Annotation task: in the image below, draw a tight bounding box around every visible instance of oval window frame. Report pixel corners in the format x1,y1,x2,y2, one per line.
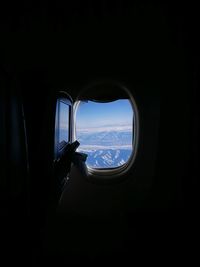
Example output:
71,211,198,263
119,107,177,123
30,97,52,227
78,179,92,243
73,81,139,180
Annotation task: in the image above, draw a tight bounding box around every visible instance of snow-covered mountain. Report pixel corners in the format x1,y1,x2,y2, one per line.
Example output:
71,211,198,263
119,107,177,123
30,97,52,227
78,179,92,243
77,130,133,168
80,148,132,168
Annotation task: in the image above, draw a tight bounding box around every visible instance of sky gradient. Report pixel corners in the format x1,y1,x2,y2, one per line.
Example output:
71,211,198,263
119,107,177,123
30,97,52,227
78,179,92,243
75,100,133,131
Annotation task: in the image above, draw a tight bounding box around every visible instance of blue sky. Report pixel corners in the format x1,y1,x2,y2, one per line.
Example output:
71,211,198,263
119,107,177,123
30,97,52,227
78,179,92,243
75,100,133,131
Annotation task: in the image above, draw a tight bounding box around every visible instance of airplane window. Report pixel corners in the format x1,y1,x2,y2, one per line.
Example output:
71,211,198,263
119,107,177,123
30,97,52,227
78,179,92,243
58,101,69,144
55,98,71,158
75,99,135,170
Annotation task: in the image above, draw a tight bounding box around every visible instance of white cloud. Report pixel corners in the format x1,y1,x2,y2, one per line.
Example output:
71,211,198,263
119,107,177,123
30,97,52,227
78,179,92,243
76,124,132,133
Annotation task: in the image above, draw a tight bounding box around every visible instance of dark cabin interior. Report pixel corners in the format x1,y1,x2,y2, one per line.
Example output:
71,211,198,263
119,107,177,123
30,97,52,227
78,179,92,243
0,2,199,266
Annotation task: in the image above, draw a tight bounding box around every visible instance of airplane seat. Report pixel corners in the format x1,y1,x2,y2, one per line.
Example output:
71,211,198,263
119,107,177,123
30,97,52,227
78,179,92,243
46,162,127,262
0,86,29,202
0,83,30,264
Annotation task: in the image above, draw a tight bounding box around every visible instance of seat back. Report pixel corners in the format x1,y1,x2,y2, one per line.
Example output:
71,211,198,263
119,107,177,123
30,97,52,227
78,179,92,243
0,73,30,264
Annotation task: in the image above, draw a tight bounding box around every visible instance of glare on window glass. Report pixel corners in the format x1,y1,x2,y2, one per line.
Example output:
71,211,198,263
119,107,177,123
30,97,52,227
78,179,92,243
59,101,69,143
75,100,133,169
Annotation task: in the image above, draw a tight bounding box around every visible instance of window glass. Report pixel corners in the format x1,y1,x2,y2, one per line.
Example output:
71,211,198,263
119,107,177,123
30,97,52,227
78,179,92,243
58,101,69,143
55,99,70,158
75,100,133,169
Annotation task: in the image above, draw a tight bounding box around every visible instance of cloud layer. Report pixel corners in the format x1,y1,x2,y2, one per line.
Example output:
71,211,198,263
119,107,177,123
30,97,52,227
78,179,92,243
76,124,132,133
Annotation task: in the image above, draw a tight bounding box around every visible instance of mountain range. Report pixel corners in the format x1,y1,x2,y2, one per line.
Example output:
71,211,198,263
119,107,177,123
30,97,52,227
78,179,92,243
77,130,133,168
